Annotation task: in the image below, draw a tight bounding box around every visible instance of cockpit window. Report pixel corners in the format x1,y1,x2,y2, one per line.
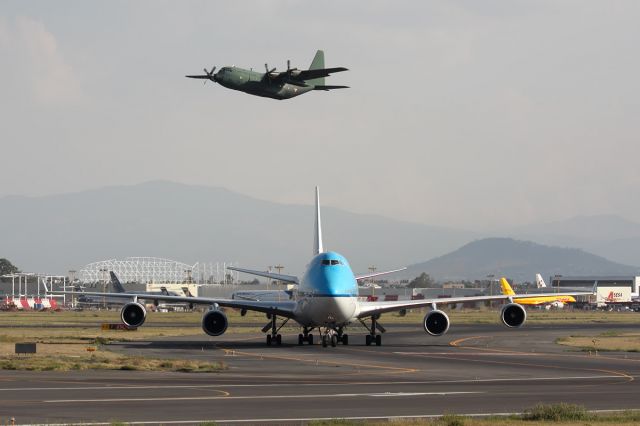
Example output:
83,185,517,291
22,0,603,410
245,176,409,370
331,260,341,265
322,260,331,265
321,259,343,266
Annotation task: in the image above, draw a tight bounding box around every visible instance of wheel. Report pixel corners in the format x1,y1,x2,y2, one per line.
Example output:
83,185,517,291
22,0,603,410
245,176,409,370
375,334,382,346
342,334,349,345
307,334,314,345
322,335,328,347
298,334,304,345
331,334,337,347
365,334,372,346
276,334,282,345
266,334,272,346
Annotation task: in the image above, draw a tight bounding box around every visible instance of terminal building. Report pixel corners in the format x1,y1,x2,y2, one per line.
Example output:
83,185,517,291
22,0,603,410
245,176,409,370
550,275,640,306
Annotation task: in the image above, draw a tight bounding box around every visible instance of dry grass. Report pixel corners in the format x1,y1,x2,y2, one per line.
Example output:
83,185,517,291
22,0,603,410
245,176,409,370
557,331,640,352
0,346,224,372
308,407,640,425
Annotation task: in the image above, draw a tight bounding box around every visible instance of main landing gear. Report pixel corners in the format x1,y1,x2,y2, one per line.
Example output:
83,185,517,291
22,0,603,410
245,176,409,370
263,313,288,346
360,315,385,346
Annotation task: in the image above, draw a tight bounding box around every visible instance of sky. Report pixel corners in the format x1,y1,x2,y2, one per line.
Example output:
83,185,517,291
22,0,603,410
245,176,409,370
1,1,639,230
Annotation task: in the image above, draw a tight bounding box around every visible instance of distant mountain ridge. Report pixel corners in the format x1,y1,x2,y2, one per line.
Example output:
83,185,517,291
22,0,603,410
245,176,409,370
0,181,474,275
507,214,640,266
396,237,639,282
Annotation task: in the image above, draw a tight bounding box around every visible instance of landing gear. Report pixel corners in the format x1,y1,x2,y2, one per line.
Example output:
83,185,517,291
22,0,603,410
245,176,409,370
362,315,383,346
264,313,287,346
298,334,304,345
322,334,329,347
307,334,314,345
330,334,338,347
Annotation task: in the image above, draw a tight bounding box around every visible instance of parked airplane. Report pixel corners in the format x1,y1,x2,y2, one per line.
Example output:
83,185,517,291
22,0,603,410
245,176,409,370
499,277,579,308
49,189,593,347
186,50,348,100
535,273,547,289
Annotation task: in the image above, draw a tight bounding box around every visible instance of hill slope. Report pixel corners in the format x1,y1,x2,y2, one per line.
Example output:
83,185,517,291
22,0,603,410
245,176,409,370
399,238,639,282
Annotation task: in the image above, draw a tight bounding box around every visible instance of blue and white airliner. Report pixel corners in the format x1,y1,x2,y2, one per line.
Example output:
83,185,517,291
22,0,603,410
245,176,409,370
52,188,592,347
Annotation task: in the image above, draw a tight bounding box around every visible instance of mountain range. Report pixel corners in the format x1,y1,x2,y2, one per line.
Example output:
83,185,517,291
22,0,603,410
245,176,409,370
397,238,639,282
1,181,638,280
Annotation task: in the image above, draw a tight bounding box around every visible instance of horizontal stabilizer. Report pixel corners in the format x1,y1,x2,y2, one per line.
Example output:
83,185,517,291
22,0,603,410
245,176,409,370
185,75,212,79
355,267,407,281
313,85,349,91
227,266,299,284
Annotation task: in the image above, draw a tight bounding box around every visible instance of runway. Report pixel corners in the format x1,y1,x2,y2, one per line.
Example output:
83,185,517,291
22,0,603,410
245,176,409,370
1,322,639,424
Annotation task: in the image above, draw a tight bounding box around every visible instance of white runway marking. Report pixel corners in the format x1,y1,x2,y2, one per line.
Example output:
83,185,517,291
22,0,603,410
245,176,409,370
31,409,640,426
45,391,482,403
0,374,629,394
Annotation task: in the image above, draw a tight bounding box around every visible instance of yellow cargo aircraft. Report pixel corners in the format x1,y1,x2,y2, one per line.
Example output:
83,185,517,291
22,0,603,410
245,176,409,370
500,277,576,308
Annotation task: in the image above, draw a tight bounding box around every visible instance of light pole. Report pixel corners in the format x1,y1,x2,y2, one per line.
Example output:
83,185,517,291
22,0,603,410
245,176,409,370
487,274,495,297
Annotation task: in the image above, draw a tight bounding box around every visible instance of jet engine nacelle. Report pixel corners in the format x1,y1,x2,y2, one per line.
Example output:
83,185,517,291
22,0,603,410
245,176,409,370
202,309,228,337
120,302,147,327
423,309,450,336
501,303,526,328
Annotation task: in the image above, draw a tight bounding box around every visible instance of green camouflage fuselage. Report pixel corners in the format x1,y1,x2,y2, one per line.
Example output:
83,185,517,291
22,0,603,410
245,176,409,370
216,67,314,100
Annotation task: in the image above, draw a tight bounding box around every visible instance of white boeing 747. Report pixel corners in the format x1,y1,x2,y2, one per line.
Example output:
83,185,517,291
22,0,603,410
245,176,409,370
50,188,591,347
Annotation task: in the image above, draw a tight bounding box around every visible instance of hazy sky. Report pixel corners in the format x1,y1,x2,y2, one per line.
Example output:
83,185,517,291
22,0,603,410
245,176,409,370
2,1,639,230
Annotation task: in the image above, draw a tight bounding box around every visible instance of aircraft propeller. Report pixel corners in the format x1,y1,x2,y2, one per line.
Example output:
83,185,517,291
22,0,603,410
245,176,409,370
264,63,277,80
203,66,216,85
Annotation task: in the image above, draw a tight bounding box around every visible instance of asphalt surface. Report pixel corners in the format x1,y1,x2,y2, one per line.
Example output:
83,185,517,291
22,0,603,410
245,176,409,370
1,321,640,425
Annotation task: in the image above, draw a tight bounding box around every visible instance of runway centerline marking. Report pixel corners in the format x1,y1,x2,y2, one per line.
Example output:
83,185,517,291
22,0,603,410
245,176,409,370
44,391,483,403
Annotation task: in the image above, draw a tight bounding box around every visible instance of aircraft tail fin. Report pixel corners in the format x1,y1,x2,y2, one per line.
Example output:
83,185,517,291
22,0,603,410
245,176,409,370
110,271,126,293
314,186,324,255
535,273,547,288
307,50,325,86
500,277,516,296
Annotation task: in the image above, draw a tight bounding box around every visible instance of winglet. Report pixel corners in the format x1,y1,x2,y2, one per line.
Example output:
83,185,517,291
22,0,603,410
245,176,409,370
500,277,516,296
313,186,324,255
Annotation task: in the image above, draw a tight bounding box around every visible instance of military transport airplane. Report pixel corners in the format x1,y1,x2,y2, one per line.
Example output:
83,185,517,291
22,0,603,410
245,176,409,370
49,189,593,348
186,50,348,100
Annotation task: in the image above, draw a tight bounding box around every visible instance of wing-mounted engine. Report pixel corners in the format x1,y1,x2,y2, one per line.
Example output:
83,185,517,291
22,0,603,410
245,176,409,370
501,303,526,328
121,302,147,327
423,309,450,336
202,309,228,337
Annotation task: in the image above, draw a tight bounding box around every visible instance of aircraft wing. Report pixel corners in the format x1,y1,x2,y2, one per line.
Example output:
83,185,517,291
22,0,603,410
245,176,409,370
355,267,407,281
49,291,297,317
357,291,594,318
227,266,299,284
298,67,348,80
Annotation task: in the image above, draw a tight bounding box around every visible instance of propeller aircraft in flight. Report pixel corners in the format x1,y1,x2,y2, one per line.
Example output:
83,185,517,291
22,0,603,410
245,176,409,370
50,189,593,348
186,50,348,100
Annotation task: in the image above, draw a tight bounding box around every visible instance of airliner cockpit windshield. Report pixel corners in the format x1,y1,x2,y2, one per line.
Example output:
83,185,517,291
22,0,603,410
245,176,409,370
321,259,343,266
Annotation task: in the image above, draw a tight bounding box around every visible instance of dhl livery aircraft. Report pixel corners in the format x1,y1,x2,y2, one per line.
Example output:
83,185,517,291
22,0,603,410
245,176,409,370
500,277,578,308
50,189,592,347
